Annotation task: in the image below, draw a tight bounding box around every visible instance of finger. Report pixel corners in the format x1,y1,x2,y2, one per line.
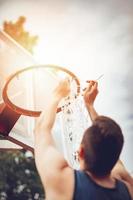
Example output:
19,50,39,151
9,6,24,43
87,82,98,93
93,82,99,94
60,77,70,85
84,84,92,93
62,76,70,82
93,82,98,89
85,81,96,93
86,80,98,85
86,80,95,84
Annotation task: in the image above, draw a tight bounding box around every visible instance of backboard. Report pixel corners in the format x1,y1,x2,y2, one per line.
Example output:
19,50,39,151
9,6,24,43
0,31,76,162
0,30,87,168
0,30,37,151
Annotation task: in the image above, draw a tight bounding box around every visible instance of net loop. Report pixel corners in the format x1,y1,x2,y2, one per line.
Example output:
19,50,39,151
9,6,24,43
60,94,90,168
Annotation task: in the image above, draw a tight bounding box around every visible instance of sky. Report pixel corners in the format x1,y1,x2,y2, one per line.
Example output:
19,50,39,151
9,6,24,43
0,0,133,171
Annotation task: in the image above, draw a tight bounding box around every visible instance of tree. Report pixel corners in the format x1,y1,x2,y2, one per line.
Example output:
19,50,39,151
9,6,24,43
0,150,44,200
3,16,38,54
0,16,44,199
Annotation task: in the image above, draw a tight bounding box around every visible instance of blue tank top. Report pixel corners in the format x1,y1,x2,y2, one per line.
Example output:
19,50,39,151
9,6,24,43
73,170,132,200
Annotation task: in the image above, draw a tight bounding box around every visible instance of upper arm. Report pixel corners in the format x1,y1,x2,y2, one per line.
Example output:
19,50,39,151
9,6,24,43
34,129,70,185
35,143,74,198
35,144,69,175
112,161,133,183
112,161,133,199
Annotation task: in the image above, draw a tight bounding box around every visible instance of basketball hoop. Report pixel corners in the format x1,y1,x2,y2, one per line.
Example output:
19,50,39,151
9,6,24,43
2,64,90,168
2,64,80,117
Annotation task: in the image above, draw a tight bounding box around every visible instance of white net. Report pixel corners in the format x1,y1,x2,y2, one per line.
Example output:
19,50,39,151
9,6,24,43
60,94,91,169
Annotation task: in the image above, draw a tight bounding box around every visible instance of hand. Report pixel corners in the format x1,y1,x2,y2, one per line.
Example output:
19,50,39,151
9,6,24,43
53,78,70,100
83,80,98,107
111,160,130,181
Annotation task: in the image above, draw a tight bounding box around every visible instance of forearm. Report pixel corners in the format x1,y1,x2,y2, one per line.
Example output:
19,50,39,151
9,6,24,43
112,160,133,186
34,96,61,157
35,96,61,132
85,104,99,122
119,161,133,185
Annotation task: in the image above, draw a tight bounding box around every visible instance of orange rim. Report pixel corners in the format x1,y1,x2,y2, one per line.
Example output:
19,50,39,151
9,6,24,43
2,64,80,117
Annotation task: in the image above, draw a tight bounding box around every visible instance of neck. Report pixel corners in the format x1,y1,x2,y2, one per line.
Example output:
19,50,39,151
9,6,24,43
85,171,116,188
79,160,116,188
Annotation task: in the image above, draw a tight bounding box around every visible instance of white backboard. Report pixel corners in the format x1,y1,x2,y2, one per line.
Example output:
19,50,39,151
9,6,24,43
0,31,71,164
0,30,37,151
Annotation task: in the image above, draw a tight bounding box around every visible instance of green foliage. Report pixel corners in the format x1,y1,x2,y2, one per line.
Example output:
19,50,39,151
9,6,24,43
0,150,44,200
0,16,44,199
3,16,38,54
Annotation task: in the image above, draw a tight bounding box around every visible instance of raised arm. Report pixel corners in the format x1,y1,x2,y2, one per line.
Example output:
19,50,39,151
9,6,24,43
34,78,72,188
83,80,99,121
84,80,133,198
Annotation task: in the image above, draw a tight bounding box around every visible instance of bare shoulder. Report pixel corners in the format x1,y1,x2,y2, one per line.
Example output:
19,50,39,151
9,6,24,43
45,165,75,200
35,146,75,200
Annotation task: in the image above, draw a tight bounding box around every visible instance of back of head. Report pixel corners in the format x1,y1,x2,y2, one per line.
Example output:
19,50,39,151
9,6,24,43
81,116,124,177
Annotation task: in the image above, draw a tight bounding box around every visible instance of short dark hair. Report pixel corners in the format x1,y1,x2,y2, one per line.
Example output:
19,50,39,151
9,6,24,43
81,116,124,177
